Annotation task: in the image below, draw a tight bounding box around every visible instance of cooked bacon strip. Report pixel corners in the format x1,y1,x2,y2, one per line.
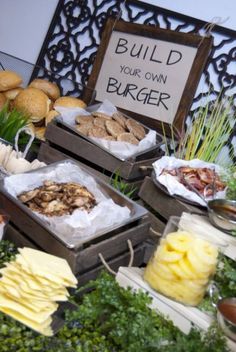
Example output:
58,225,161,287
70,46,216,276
161,166,225,196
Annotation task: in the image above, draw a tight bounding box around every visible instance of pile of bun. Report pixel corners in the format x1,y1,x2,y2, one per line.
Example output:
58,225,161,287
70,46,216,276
0,70,87,140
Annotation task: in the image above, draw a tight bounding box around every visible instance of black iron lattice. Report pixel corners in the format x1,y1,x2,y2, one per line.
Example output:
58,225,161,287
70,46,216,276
34,0,236,156
35,0,236,99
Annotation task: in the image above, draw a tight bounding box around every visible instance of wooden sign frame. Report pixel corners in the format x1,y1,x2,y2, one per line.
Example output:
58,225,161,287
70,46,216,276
83,17,213,137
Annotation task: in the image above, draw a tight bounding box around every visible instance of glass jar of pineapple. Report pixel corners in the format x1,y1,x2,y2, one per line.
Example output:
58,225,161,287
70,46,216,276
144,227,219,306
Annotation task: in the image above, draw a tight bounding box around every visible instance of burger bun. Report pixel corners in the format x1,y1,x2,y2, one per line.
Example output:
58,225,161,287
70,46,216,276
0,70,22,91
29,79,60,101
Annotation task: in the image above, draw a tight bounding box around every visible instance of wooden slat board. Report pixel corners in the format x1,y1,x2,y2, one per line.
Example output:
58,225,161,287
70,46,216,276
38,142,110,183
45,121,161,181
3,223,155,288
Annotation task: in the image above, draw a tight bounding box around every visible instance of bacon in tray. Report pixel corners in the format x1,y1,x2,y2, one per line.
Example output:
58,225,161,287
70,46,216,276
161,167,225,196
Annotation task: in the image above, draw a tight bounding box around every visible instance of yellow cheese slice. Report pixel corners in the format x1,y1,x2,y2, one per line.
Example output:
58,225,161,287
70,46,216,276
19,247,77,285
0,247,77,336
0,282,21,299
0,293,53,324
2,262,66,291
0,274,51,300
3,292,57,314
0,306,53,336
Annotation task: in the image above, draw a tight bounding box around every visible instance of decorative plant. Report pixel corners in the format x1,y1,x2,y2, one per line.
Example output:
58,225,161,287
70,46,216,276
221,165,236,200
0,242,229,351
0,103,29,144
162,91,235,166
110,169,137,199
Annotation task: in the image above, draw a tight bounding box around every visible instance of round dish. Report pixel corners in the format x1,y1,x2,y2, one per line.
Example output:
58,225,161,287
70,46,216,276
151,171,204,208
207,199,236,233
217,297,236,342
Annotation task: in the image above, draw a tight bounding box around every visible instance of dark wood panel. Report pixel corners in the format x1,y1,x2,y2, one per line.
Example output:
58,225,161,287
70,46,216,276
139,176,204,220
45,121,160,180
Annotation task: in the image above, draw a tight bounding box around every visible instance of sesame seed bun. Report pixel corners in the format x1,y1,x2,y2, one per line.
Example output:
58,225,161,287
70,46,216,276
29,79,60,101
13,87,51,123
0,70,22,91
54,96,86,109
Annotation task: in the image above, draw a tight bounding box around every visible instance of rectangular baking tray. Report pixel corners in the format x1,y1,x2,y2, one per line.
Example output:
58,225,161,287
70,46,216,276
55,109,163,162
0,159,148,249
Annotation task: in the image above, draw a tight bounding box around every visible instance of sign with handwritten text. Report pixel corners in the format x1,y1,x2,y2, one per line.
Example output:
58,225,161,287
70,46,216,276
95,31,197,124
85,19,212,134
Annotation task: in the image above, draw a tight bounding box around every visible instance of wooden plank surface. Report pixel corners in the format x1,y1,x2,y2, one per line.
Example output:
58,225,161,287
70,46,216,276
77,241,149,287
3,224,37,249
76,217,150,273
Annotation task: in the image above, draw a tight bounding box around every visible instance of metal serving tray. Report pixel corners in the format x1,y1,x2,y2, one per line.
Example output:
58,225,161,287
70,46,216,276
0,160,148,249
56,111,163,163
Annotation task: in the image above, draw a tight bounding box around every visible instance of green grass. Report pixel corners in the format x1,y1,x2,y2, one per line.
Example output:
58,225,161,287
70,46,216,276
0,103,29,144
110,169,137,199
162,91,235,167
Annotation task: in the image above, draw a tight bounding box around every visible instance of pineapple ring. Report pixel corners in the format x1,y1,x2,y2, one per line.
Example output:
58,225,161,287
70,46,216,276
166,231,192,253
178,258,198,280
152,261,177,280
192,238,218,266
181,279,206,294
168,262,192,280
155,244,184,263
187,249,213,275
144,265,173,293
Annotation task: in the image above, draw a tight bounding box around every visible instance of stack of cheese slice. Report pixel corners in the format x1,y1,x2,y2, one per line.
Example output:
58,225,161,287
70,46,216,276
0,247,77,336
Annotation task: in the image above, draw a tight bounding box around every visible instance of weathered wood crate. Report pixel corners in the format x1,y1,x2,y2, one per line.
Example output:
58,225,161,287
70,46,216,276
0,160,151,274
44,120,163,194
3,223,155,287
38,142,110,183
138,176,205,231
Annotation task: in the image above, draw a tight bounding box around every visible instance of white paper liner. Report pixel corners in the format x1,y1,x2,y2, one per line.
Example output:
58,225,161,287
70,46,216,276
153,156,225,206
56,99,157,161
4,162,131,246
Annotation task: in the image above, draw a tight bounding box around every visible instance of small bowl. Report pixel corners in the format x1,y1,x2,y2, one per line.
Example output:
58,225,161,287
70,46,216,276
207,199,236,233
217,297,236,341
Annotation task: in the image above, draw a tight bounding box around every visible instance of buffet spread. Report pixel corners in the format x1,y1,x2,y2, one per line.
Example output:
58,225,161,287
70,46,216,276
0,45,236,352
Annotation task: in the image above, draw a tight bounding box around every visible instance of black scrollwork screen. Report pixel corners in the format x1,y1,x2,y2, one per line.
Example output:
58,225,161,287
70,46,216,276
35,0,236,152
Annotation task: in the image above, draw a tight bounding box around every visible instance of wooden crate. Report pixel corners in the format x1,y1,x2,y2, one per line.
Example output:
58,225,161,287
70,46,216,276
138,176,205,228
0,187,151,274
45,120,163,182
38,142,143,198
3,223,155,287
38,142,110,183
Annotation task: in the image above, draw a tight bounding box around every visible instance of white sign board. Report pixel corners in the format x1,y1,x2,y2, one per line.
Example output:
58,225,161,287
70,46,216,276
86,19,212,135
95,31,197,124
